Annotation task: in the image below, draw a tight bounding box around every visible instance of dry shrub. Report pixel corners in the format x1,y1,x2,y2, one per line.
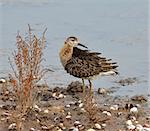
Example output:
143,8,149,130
84,94,99,123
8,25,50,130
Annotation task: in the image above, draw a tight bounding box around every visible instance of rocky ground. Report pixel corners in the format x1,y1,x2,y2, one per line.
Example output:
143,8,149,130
0,80,149,131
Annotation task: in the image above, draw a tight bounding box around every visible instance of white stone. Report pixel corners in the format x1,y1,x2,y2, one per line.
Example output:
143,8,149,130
126,120,133,126
98,88,107,94
87,129,96,131
74,121,81,125
95,123,102,129
136,124,143,130
43,109,49,114
34,104,41,112
41,126,48,130
67,112,71,115
8,123,16,130
78,100,82,104
79,103,84,108
110,105,119,110
52,92,57,97
72,127,79,131
66,115,71,119
143,127,150,131
30,128,35,131
102,111,112,116
66,104,71,108
101,123,107,127
0,78,6,83
80,108,86,112
69,127,79,131
130,107,138,113
58,94,64,98
127,125,136,130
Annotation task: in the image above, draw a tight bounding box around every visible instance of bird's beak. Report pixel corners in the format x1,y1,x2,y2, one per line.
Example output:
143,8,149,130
78,43,88,48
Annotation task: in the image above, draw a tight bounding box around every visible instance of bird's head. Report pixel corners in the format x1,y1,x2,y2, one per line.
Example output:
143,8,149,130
64,36,87,48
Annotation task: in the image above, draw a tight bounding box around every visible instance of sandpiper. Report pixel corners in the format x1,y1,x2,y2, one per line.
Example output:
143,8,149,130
59,36,118,93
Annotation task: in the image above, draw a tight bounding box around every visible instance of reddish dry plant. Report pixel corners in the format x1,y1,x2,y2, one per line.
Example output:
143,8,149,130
8,25,49,122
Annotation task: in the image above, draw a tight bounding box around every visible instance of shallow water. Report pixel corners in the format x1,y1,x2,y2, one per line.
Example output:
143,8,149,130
0,0,148,97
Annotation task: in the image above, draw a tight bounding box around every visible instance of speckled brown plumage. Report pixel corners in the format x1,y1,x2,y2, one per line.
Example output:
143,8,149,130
65,47,118,79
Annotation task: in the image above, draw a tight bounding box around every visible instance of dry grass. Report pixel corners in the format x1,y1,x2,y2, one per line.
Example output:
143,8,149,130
8,25,50,130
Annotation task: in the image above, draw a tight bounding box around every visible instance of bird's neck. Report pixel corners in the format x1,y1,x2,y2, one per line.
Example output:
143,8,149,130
59,44,73,67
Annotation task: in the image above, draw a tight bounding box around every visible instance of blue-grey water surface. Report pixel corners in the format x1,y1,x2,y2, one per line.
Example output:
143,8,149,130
0,0,149,97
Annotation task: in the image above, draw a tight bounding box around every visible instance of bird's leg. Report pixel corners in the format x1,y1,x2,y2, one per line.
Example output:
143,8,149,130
88,79,94,96
82,78,85,94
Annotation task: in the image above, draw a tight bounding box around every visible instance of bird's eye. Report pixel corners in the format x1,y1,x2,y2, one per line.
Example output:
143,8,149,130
71,39,75,41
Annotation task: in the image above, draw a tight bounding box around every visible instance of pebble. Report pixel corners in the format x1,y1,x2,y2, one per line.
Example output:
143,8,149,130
41,126,48,130
110,105,119,110
43,109,49,114
127,125,136,130
102,111,112,116
69,127,79,131
95,123,102,129
66,115,71,119
143,127,150,131
0,78,6,83
58,94,65,98
79,103,84,108
34,104,41,112
98,88,107,95
101,123,107,127
30,128,35,131
80,108,86,113
126,120,133,126
74,121,81,126
130,107,138,113
87,129,96,131
66,104,71,108
130,116,136,121
136,124,143,130
8,123,16,130
78,100,82,104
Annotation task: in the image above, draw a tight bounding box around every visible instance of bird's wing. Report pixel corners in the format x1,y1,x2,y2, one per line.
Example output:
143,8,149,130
64,47,118,78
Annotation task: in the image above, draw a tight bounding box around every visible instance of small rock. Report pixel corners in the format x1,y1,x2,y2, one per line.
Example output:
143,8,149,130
78,100,82,104
34,104,41,112
126,120,133,126
67,81,83,93
66,104,71,108
59,94,65,98
130,116,136,121
43,109,49,114
79,103,84,108
136,124,143,130
95,123,102,129
87,129,96,131
67,112,71,115
130,107,138,113
127,125,136,130
30,127,35,131
69,127,79,131
98,88,107,95
110,105,119,110
8,123,16,130
0,78,6,83
80,108,86,113
143,127,150,131
74,121,81,126
101,123,107,127
102,111,112,116
131,95,148,103
144,124,150,128
41,126,48,130
66,115,71,119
